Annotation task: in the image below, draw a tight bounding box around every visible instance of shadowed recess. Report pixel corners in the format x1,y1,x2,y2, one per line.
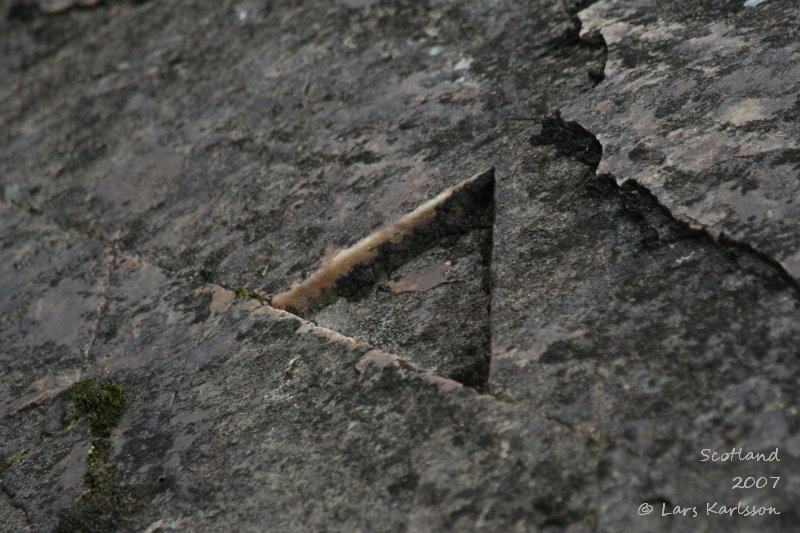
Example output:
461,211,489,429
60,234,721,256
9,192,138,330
271,168,495,313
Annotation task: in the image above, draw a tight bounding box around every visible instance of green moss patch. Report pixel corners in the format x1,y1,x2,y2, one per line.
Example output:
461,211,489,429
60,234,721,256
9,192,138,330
0,450,27,477
68,377,126,438
233,284,265,302
54,377,145,532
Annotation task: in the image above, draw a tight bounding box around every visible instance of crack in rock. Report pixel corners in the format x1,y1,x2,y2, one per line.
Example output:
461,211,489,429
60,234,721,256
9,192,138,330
533,112,800,296
561,0,800,283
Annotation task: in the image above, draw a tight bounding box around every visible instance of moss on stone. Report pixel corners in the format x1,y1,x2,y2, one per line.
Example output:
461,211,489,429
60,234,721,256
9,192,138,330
233,284,264,302
54,463,145,533
54,376,145,532
0,450,26,477
67,377,126,438
494,393,522,405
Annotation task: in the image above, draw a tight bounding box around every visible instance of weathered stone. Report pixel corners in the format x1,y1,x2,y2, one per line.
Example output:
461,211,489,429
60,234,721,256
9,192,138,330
2,0,799,531
491,118,800,530
562,0,800,280
312,228,491,386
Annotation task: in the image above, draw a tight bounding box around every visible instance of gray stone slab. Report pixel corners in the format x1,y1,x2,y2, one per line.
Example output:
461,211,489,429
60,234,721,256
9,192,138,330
562,0,800,279
2,0,799,531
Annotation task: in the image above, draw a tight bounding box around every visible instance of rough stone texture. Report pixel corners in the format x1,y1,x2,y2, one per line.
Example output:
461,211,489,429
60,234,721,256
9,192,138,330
0,0,600,295
1,206,595,531
1,0,799,531
562,0,800,279
312,229,492,386
491,122,800,531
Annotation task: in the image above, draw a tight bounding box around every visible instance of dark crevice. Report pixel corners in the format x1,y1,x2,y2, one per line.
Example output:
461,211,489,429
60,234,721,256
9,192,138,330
578,5,607,86
267,171,496,394
531,111,602,167
552,8,799,295
270,170,494,311
472,190,495,394
7,0,39,22
447,353,490,393
563,0,602,13
353,173,493,394
553,0,608,86
324,170,495,308
532,113,800,297
445,194,494,393
608,175,800,296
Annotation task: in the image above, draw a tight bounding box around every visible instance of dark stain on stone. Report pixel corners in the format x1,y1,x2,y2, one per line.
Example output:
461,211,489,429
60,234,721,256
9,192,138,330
772,148,800,171
627,143,666,165
7,1,39,22
531,112,602,167
190,291,213,324
386,471,419,496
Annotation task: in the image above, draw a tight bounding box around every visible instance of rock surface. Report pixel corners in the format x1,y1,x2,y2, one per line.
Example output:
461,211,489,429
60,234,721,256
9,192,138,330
1,0,799,531
562,0,800,278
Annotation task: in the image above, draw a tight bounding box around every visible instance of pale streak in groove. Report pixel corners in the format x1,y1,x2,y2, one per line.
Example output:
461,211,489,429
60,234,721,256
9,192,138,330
271,168,493,310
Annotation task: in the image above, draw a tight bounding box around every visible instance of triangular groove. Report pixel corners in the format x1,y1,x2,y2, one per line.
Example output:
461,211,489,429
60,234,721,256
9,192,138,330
270,169,495,391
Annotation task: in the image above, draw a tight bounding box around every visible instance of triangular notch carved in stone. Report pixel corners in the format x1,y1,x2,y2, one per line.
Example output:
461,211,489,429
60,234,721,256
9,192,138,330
270,168,495,391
